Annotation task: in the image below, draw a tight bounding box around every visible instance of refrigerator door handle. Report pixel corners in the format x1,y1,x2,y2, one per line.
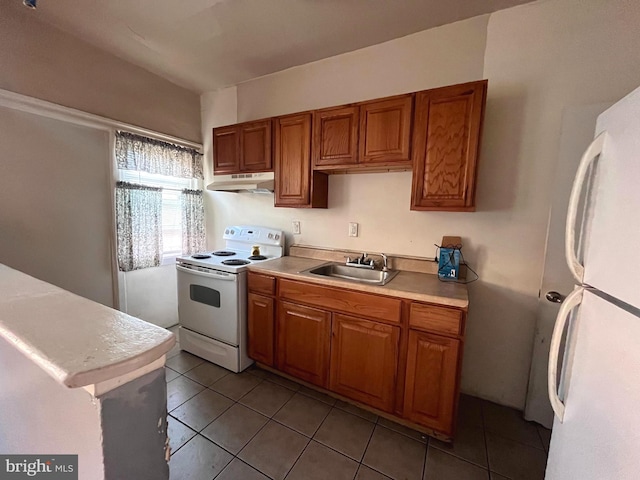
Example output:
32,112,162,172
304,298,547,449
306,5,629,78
548,286,584,422
565,132,607,283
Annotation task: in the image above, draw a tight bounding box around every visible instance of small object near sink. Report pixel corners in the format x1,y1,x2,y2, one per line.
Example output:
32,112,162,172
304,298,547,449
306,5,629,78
303,262,399,286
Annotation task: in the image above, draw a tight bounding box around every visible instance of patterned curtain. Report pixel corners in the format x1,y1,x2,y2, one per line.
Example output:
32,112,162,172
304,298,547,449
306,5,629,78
115,131,203,180
115,182,163,272
181,189,205,255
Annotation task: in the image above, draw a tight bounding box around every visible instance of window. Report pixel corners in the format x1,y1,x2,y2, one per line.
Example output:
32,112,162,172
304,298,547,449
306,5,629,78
115,132,204,272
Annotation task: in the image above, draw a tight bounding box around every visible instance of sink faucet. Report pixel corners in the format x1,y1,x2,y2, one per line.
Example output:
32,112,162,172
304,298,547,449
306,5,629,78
345,252,375,269
380,253,389,272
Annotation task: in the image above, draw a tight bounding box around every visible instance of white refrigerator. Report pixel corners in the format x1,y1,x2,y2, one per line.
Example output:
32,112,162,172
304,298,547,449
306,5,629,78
545,85,640,479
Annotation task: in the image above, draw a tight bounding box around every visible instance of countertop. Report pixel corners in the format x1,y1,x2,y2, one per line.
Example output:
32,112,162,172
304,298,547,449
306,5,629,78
248,256,469,309
0,264,175,388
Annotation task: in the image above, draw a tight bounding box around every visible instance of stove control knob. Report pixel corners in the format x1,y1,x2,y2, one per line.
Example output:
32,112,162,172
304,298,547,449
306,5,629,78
275,234,280,240
225,229,229,234
230,229,235,235
268,233,273,239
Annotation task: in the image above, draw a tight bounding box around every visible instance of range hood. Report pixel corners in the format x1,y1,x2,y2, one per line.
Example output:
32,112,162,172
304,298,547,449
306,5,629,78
207,172,274,193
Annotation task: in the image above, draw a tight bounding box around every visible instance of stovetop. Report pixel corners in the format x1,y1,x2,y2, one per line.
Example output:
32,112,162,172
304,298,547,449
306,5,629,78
176,225,284,274
177,250,278,273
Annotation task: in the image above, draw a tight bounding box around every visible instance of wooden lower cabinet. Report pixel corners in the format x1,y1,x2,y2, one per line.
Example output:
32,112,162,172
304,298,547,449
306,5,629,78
247,293,275,367
329,314,400,412
246,274,466,439
403,330,460,433
277,301,331,387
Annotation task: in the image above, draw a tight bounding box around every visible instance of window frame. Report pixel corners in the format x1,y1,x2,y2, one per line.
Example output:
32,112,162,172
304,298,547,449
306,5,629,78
117,169,204,264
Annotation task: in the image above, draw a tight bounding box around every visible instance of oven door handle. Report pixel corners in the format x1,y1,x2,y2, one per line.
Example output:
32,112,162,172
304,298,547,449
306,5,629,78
176,264,236,281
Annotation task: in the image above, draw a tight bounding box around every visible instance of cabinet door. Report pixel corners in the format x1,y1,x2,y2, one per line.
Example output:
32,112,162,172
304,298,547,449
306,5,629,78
404,330,460,434
411,80,487,211
247,293,275,366
213,125,240,173
240,120,272,172
313,106,359,167
329,314,399,412
359,95,413,166
277,301,331,387
274,113,328,208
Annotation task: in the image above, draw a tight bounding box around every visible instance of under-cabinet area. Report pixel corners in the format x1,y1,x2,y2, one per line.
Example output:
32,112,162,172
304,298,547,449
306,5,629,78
245,256,468,441
211,79,487,211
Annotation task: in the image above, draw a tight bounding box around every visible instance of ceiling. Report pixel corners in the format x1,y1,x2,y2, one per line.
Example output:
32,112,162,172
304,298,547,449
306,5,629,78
23,0,533,93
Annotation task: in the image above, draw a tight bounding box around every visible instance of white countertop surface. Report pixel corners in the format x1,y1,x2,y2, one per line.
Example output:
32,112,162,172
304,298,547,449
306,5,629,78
0,264,175,388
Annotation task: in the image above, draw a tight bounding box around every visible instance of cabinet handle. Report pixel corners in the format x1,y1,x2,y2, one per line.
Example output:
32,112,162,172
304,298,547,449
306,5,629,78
288,311,320,321
565,132,606,283
176,264,235,281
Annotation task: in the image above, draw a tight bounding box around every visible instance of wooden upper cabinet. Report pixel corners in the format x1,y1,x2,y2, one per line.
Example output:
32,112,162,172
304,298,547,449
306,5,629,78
274,113,310,206
359,95,413,166
312,106,359,167
404,330,460,434
274,113,328,208
212,125,240,173
277,301,331,387
213,119,272,174
411,80,487,211
240,120,272,172
330,314,400,412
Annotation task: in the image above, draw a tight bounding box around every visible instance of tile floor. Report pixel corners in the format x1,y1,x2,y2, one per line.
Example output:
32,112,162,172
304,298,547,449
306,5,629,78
165,328,550,480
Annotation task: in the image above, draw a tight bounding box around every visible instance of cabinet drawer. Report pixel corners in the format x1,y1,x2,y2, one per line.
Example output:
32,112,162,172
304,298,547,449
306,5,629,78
279,279,401,324
248,272,276,296
410,303,462,336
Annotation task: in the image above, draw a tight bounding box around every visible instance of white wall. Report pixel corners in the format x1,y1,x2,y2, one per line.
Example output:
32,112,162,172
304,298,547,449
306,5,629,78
119,265,179,328
0,107,114,307
0,337,105,479
0,337,169,479
202,0,640,409
0,2,205,322
465,0,640,408
235,15,489,120
0,1,201,142
201,86,238,248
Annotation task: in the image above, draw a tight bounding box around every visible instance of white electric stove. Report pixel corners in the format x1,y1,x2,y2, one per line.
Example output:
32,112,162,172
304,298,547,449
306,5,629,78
176,225,284,372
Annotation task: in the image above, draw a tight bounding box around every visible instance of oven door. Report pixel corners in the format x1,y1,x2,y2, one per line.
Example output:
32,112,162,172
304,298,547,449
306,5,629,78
176,264,242,346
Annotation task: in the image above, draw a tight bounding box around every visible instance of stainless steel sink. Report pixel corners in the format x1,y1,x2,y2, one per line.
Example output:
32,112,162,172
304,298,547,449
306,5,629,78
302,262,399,286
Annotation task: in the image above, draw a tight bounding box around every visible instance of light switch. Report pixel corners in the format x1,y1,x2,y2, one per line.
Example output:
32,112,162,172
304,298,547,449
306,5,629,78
292,220,301,235
348,222,358,237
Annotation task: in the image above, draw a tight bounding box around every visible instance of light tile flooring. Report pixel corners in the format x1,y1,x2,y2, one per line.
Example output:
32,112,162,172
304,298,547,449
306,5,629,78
165,329,550,480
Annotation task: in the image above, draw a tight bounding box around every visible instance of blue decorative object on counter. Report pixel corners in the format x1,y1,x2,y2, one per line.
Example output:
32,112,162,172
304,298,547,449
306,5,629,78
438,247,460,279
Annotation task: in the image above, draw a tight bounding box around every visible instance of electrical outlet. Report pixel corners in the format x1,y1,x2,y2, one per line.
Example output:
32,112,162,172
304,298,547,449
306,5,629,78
348,222,358,237
292,220,301,235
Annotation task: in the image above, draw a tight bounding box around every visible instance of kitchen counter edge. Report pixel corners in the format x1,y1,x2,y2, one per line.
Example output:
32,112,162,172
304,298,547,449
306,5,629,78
248,256,469,309
0,264,175,390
